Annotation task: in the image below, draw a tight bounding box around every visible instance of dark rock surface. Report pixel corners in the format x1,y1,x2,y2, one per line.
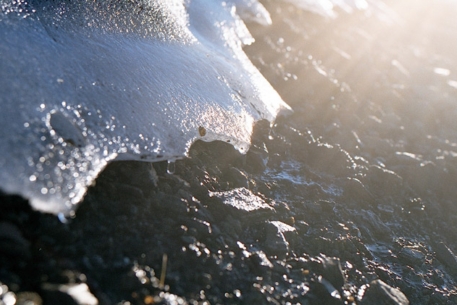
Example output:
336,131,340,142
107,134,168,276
360,280,409,305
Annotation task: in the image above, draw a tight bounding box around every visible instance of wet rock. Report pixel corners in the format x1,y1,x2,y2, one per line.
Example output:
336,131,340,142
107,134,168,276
361,280,409,305
304,143,355,177
343,177,375,206
188,140,244,170
295,220,310,234
248,250,274,270
377,204,395,217
402,198,426,215
110,183,146,206
317,254,345,290
0,222,31,260
288,257,309,270
433,242,457,274
397,247,426,267
428,291,448,305
366,165,403,197
246,141,269,173
390,152,423,166
309,276,343,305
403,161,440,195
154,193,188,215
303,201,324,215
220,215,242,239
226,167,249,188
359,210,392,241
97,161,158,197
209,188,275,219
262,221,296,258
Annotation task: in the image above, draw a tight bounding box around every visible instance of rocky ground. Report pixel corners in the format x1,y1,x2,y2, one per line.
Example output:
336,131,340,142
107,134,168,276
1,115,457,304
2,0,457,304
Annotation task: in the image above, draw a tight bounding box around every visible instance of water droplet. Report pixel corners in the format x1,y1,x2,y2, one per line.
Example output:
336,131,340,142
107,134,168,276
167,160,176,174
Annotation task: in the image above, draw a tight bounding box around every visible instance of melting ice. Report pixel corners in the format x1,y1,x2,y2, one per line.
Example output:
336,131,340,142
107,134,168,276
0,0,291,215
0,0,392,215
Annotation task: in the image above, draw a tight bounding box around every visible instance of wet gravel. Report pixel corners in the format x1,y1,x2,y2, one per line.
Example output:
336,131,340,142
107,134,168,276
1,118,457,304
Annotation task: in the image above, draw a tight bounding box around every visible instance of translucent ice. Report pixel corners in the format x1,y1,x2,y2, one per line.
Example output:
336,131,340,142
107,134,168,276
0,0,291,215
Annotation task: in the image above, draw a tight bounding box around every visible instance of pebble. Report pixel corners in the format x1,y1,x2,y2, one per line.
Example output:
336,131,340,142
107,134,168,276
227,167,249,188
246,142,269,173
317,254,345,290
360,280,409,305
262,221,296,258
433,242,457,274
397,246,426,267
209,187,275,219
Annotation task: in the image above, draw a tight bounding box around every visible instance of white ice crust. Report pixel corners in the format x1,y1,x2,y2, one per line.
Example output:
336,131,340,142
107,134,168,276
0,0,291,215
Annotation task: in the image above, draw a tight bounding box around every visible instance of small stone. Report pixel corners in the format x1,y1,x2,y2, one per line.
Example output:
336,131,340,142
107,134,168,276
361,280,409,305
209,188,275,221
198,126,206,137
397,246,426,267
433,242,457,274
310,277,343,305
227,167,249,188
246,142,269,173
248,250,274,269
318,276,342,300
262,221,296,258
318,254,345,290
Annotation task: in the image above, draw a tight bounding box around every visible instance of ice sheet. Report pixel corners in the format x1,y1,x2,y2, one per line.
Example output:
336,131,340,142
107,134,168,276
0,0,291,215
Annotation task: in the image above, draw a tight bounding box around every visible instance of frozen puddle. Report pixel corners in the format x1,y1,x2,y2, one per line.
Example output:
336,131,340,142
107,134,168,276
0,0,291,215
